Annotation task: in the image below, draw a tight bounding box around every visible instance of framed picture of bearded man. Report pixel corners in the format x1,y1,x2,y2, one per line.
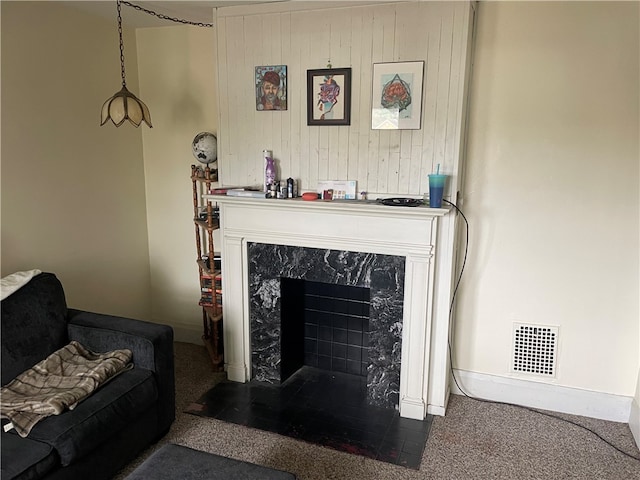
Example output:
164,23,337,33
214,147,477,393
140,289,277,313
255,65,287,111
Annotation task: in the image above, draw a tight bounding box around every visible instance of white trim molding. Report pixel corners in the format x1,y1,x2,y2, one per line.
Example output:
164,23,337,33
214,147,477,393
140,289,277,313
451,369,633,423
630,368,640,449
631,398,640,449
207,195,453,420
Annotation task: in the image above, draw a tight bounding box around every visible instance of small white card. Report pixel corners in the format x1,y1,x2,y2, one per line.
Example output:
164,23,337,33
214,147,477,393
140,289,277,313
317,180,357,200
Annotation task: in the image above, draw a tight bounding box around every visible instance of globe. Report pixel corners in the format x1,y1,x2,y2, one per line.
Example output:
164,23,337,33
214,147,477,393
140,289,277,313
192,132,217,165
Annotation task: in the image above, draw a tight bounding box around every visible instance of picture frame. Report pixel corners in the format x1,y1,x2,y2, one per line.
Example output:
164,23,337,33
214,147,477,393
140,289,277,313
307,68,352,126
255,65,287,111
371,61,424,130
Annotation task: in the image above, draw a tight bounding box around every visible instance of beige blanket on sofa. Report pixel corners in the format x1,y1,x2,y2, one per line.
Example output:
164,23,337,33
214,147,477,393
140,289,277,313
0,269,42,300
0,341,132,437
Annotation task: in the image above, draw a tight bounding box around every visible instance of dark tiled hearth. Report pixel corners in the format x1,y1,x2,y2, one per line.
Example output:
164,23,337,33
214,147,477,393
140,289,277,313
186,367,432,469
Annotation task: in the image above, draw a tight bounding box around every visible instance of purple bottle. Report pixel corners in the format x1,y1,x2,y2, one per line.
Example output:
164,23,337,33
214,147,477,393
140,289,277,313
265,156,275,191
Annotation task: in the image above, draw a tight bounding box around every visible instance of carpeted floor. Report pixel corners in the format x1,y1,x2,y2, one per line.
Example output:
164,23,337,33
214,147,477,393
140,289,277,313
115,342,640,479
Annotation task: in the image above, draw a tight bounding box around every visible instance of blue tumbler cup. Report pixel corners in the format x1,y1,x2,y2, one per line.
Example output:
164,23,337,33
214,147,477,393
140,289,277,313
428,174,447,208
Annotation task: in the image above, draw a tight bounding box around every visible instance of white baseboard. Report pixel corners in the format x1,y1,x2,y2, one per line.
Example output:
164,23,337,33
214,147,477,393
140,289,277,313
171,321,203,345
427,385,451,417
630,398,640,449
400,397,427,420
451,369,633,423
427,404,447,416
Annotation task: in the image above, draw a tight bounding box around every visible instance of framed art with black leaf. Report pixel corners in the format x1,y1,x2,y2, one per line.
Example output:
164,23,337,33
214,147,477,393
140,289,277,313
371,61,424,130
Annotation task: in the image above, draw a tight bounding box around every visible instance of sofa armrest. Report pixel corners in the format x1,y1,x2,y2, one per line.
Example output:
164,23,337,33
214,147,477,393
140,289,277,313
67,309,175,432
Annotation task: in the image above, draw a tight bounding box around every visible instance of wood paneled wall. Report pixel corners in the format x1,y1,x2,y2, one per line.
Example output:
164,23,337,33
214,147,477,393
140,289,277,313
215,1,474,197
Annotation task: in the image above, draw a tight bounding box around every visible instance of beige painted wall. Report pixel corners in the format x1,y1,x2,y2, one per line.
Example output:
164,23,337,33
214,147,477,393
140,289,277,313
2,1,637,403
1,2,151,319
458,1,639,396
136,25,218,342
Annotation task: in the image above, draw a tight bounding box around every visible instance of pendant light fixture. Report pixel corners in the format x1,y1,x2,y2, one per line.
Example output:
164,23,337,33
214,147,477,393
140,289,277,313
101,0,152,128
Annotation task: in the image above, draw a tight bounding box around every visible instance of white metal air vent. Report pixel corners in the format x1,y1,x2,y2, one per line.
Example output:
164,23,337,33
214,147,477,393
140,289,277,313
512,323,558,377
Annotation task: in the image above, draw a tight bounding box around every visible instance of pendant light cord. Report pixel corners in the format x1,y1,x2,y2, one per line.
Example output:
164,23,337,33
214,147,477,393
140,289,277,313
121,1,214,28
117,0,126,87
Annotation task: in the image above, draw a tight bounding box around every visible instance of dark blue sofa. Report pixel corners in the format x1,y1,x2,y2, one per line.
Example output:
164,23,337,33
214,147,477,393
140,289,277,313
1,272,175,480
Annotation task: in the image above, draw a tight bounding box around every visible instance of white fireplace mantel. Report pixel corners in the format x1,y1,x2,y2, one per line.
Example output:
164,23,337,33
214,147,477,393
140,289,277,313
204,194,455,420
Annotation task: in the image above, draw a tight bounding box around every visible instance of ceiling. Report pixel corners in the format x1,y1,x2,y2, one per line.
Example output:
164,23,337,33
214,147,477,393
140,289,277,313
59,1,282,28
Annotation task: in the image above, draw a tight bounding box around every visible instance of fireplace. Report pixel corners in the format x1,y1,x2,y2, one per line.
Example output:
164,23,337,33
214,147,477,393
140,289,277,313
207,195,453,420
248,243,404,409
291,279,370,378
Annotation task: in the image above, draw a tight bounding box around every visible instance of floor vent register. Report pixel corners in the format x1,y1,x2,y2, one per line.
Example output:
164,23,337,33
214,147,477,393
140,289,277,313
512,323,558,377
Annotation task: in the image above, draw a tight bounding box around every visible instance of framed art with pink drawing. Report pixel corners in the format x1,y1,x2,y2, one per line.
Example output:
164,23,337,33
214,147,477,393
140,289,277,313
306,68,352,126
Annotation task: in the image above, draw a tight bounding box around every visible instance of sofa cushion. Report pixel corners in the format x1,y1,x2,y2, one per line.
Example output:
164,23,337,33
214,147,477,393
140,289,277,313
0,431,59,480
1,272,68,386
25,367,158,466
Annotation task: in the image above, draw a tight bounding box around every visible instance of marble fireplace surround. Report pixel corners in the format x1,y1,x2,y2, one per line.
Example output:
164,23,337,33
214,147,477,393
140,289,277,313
248,242,405,410
206,195,452,420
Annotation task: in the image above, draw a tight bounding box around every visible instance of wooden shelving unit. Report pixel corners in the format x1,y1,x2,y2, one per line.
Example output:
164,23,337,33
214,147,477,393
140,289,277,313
191,164,223,371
